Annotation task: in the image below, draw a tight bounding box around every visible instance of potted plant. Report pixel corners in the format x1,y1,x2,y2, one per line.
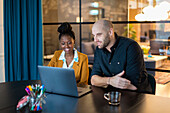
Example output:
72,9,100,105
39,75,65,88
122,24,136,41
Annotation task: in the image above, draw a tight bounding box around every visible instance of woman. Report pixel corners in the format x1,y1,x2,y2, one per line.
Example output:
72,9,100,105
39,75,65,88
48,22,89,86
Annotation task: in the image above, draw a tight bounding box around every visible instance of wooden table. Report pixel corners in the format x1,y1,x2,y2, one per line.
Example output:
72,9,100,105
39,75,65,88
144,55,167,68
144,55,168,75
0,80,170,113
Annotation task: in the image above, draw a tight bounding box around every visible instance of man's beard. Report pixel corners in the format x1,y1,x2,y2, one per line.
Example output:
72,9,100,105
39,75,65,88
101,33,110,48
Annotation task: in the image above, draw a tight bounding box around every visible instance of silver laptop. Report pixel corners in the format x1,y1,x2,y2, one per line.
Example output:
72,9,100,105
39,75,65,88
38,66,92,97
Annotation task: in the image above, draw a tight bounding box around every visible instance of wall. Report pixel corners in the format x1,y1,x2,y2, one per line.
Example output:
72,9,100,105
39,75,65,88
0,0,5,82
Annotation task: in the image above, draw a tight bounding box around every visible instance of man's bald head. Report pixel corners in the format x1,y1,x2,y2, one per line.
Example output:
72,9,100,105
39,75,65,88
93,20,113,32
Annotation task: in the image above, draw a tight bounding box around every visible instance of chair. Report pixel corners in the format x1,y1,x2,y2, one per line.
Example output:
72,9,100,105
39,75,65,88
82,42,97,64
148,73,156,94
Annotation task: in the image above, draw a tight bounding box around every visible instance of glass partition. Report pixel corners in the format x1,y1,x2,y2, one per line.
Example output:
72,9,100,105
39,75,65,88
43,0,79,23
43,0,170,74
81,0,128,22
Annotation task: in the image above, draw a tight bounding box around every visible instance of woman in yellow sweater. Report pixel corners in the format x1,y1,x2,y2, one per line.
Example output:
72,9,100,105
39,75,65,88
48,22,89,86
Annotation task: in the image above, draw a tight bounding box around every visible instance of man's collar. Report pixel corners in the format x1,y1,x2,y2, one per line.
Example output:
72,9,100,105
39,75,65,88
110,32,120,51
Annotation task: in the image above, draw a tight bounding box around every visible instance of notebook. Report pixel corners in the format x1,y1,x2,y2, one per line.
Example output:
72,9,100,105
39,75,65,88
38,66,92,98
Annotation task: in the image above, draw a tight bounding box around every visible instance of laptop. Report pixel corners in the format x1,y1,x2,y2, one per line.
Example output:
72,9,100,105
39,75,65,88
38,66,92,98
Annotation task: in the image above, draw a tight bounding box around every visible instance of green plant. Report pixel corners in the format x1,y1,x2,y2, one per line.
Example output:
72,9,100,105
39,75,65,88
122,24,136,40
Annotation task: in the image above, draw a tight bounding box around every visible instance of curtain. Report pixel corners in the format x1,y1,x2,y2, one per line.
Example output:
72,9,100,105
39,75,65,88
3,0,43,81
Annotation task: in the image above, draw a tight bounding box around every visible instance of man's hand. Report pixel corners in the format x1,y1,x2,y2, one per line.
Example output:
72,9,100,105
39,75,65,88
109,71,137,90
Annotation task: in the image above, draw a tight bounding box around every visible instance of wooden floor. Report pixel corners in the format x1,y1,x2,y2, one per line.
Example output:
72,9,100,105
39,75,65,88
156,82,170,98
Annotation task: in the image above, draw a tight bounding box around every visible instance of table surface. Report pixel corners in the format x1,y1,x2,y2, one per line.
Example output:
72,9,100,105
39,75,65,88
1,80,170,113
144,55,167,62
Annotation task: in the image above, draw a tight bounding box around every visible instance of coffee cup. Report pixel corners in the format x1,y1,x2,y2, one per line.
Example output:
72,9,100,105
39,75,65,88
104,91,121,105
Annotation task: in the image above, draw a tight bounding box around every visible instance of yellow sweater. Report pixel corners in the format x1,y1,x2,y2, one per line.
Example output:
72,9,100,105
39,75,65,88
48,50,89,86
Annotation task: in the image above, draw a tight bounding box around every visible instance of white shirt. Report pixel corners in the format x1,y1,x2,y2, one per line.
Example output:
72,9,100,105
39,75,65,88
59,48,79,69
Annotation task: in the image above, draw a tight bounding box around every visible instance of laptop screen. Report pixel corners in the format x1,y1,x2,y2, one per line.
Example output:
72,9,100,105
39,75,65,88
38,66,79,97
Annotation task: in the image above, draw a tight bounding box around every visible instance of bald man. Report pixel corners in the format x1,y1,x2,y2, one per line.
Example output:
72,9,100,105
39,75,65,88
91,20,152,93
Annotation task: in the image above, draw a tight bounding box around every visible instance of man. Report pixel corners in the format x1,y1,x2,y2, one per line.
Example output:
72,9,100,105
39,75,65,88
91,20,152,93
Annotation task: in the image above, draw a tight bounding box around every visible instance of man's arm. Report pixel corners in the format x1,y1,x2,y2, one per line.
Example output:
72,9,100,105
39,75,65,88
125,41,151,92
91,71,137,90
91,75,109,87
90,48,105,86
125,42,143,86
